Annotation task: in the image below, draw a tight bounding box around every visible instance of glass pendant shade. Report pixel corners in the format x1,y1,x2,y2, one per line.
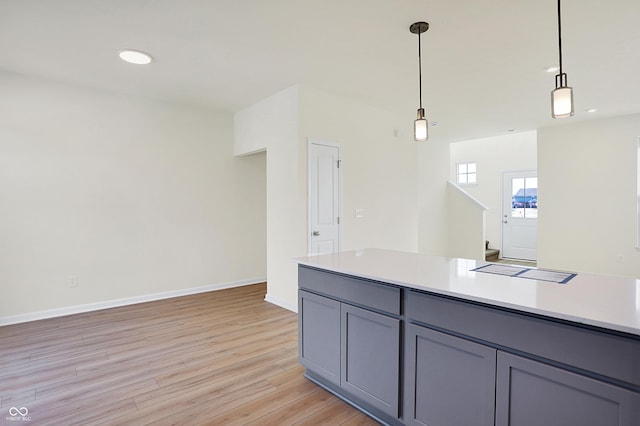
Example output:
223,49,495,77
551,86,574,118
414,108,428,141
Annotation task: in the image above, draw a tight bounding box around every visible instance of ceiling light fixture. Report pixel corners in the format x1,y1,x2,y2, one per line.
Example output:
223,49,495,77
551,0,574,118
410,21,429,141
118,49,153,65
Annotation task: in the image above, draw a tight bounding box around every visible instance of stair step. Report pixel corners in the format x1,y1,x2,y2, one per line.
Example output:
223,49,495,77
485,248,500,261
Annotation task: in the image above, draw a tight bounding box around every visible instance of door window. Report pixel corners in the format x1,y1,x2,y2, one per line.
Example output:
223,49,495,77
511,177,538,219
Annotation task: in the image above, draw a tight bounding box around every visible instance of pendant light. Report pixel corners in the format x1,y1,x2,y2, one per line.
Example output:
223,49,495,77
551,0,574,118
410,21,429,141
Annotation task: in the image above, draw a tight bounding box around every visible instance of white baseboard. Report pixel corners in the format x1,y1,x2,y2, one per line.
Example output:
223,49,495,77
264,292,298,313
0,277,267,326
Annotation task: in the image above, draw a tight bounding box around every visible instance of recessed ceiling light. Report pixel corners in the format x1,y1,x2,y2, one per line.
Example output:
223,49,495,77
585,108,598,113
431,121,439,127
544,65,559,73
504,129,515,133
118,49,153,65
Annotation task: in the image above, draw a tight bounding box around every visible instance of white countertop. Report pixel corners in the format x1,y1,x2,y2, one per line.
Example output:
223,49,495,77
295,249,640,337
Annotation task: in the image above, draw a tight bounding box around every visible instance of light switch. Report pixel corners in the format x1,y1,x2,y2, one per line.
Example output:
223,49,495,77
355,208,365,218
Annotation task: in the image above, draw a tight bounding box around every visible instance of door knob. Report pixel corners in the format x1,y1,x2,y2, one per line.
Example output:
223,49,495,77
503,220,508,224
312,231,320,236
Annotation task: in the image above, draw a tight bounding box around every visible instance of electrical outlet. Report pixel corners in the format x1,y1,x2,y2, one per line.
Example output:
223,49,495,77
70,276,79,288
615,255,623,264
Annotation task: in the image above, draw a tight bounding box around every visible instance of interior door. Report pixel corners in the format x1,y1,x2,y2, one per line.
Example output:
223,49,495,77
502,171,537,261
308,141,341,255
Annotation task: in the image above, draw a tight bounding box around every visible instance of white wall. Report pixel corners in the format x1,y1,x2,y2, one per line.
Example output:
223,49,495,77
417,141,450,256
299,87,419,253
447,181,487,260
234,86,302,311
538,114,640,278
449,131,537,251
0,72,267,320
234,85,299,156
235,85,420,312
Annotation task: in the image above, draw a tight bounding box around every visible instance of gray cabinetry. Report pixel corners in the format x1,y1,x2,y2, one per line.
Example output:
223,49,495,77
342,303,400,418
298,290,340,386
404,324,496,426
298,265,400,315
407,290,640,387
496,351,640,426
298,265,640,426
298,266,402,424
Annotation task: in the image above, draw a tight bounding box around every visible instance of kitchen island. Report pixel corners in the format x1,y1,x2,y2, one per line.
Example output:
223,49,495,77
295,249,640,426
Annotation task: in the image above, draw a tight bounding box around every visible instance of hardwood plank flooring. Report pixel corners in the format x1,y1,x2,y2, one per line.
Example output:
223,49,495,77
0,283,379,425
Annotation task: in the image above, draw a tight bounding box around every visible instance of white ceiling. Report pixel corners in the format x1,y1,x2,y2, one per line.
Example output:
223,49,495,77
1,0,639,142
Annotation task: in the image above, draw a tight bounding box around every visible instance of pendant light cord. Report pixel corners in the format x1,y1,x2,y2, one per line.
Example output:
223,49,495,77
557,0,563,76
418,31,423,109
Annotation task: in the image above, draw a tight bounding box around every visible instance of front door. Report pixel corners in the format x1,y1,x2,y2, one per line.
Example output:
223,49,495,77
502,171,537,261
308,141,341,255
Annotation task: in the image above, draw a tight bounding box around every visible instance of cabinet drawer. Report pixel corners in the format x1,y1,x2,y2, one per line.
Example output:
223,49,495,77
299,266,400,316
407,290,640,388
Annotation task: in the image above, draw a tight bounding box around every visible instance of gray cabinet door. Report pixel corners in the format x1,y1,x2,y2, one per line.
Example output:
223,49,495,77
496,351,640,426
404,324,497,426
298,290,341,386
341,303,400,418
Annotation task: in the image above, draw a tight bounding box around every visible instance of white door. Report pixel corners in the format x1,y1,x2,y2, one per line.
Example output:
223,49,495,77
308,141,341,255
502,171,537,261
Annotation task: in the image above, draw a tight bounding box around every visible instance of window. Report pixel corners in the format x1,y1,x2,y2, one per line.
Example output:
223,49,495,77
457,162,477,184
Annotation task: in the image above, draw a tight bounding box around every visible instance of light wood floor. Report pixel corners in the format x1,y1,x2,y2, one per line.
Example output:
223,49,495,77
0,283,379,425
